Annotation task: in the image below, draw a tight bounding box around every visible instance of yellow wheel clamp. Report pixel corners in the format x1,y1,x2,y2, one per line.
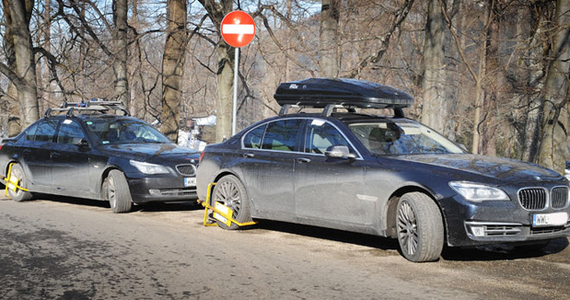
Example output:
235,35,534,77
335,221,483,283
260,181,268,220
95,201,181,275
197,182,257,228
3,163,29,198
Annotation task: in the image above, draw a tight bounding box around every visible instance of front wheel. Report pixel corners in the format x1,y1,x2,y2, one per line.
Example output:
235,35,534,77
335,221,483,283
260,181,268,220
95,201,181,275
6,163,33,202
104,170,133,213
396,192,444,262
211,175,252,230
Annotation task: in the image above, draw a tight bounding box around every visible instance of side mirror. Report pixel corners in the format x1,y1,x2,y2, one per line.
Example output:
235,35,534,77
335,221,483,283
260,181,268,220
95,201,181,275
74,138,90,149
325,145,356,159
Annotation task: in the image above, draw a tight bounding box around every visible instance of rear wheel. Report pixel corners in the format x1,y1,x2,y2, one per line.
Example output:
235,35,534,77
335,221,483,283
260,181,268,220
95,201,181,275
396,192,444,262
211,175,252,230
6,163,33,202
105,170,132,213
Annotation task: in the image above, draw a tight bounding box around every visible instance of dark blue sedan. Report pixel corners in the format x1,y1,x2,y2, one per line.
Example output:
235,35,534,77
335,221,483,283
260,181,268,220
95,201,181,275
0,101,200,213
197,78,570,262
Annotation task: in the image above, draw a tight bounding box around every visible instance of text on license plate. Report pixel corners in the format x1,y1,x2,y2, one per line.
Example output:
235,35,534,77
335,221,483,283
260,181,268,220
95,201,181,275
532,212,568,227
184,178,197,187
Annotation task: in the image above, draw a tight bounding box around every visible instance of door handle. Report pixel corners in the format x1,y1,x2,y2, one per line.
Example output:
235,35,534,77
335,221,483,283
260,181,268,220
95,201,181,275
243,153,254,158
297,157,311,163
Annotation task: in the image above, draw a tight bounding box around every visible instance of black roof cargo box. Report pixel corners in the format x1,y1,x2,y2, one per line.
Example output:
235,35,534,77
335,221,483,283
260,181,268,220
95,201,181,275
274,78,414,109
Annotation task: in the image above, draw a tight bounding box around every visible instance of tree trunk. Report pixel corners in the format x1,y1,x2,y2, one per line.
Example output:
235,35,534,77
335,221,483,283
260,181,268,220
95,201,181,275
520,5,542,162
215,43,235,141
319,0,339,77
421,0,448,135
160,0,187,142
537,0,570,173
2,0,39,130
480,4,499,156
198,0,234,142
113,0,130,111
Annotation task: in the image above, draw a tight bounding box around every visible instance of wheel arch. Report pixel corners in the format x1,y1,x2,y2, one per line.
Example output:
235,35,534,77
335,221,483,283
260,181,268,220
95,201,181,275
212,170,241,184
384,185,448,242
98,165,122,200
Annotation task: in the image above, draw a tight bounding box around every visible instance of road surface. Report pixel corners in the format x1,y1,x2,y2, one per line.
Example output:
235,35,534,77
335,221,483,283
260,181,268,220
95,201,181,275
1,194,569,299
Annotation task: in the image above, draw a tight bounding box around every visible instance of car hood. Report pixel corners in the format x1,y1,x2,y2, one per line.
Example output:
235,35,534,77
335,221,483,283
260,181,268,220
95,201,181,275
389,154,564,184
100,143,200,163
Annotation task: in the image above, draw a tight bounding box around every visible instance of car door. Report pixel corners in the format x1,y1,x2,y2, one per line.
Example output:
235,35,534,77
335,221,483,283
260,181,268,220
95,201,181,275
295,119,373,227
239,119,305,220
21,119,58,189
50,119,93,198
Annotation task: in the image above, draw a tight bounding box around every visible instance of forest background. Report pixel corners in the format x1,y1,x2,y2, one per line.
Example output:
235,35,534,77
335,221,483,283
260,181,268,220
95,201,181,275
0,0,569,173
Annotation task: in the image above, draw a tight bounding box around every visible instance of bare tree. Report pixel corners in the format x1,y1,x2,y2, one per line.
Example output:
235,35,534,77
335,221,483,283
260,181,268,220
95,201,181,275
421,0,448,135
160,0,188,141
0,0,39,132
198,0,234,142
113,0,129,110
319,0,339,77
537,0,570,172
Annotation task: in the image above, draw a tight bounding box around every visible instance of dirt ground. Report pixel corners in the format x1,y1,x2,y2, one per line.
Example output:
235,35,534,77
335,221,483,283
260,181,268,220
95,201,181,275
1,193,569,299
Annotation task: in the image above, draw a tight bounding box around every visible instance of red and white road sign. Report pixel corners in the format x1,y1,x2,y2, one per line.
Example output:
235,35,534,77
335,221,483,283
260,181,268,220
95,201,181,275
221,11,256,48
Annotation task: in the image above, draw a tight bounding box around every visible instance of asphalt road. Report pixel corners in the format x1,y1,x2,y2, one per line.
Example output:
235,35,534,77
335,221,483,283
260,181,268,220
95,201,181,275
1,193,569,300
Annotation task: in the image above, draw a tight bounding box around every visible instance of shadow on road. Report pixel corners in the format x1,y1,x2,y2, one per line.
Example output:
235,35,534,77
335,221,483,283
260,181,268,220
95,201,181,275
9,193,202,213
441,237,569,261
240,220,569,261
249,220,400,251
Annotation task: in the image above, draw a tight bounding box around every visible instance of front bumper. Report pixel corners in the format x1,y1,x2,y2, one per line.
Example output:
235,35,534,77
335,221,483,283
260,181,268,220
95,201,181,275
443,195,570,247
127,176,198,204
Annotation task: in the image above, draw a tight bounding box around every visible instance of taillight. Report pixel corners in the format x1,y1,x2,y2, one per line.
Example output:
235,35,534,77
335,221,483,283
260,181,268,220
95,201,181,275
199,151,205,163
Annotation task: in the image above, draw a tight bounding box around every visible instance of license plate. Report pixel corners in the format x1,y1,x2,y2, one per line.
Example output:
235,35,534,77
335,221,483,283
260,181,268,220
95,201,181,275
532,212,568,227
184,177,196,187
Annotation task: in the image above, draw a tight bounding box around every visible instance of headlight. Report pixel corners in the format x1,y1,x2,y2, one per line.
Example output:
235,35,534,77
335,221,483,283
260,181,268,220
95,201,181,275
449,182,509,202
129,160,170,174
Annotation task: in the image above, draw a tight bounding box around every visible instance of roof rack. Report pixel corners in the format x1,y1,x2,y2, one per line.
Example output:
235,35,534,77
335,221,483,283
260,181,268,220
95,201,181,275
275,78,412,117
279,103,404,118
44,98,130,118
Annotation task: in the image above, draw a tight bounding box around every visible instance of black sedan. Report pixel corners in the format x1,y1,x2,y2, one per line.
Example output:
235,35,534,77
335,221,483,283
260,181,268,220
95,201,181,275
197,78,570,262
0,102,200,213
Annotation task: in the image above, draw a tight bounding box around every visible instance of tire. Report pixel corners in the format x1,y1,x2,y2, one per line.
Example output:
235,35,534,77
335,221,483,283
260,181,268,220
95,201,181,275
105,170,133,213
211,175,252,230
396,192,444,262
6,163,33,202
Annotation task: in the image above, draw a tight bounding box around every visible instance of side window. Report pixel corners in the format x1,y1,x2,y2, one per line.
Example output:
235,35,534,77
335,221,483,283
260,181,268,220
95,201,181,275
261,119,304,151
24,123,38,141
29,119,58,142
243,124,266,149
57,119,85,144
306,120,351,154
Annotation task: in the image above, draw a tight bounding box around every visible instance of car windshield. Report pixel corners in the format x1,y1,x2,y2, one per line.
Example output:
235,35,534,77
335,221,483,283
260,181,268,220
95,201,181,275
85,119,171,145
348,121,465,155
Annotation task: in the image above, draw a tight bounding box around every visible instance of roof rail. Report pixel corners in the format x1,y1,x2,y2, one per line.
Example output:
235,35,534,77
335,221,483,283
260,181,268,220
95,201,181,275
44,99,130,118
278,103,402,118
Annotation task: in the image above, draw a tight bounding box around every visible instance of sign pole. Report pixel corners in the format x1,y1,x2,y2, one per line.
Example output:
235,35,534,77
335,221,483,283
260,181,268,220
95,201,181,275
232,48,239,135
220,10,255,136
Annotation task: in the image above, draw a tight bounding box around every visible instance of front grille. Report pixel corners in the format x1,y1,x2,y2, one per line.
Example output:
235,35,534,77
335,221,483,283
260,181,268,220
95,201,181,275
551,187,569,209
518,188,547,210
157,188,196,196
176,164,196,176
483,225,521,236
